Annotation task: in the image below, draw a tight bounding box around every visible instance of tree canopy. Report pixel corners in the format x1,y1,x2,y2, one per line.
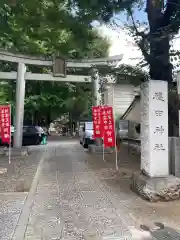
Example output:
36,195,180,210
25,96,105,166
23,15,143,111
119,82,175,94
0,1,110,58
66,0,180,82
0,0,110,127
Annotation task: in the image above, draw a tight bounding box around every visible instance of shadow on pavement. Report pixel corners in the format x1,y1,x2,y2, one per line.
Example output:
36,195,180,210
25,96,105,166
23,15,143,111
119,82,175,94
139,222,180,239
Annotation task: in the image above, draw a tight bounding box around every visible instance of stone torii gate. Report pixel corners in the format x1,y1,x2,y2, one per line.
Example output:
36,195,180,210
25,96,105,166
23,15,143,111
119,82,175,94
0,50,123,148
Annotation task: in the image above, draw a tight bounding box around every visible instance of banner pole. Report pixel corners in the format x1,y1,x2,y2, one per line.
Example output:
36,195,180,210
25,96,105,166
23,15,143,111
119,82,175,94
112,87,118,171
102,137,105,162
114,119,118,170
100,103,105,162
9,104,11,164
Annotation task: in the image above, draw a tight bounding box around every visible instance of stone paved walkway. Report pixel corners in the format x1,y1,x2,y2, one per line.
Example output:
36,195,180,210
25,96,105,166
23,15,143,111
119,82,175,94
22,141,132,240
12,140,180,240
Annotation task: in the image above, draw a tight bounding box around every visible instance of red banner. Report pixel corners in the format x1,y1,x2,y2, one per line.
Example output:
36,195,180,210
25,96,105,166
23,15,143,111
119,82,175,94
92,106,102,139
0,105,11,144
100,106,115,148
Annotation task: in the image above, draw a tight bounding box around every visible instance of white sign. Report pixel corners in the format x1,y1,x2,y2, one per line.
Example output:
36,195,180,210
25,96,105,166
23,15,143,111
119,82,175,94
85,122,93,130
177,72,180,95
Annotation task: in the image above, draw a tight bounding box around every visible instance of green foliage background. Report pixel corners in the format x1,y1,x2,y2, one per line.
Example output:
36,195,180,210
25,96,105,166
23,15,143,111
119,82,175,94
0,1,110,126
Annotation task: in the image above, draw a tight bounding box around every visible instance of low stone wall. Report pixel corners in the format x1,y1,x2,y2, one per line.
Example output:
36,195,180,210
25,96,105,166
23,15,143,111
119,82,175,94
4,147,29,156
122,140,141,155
169,137,180,177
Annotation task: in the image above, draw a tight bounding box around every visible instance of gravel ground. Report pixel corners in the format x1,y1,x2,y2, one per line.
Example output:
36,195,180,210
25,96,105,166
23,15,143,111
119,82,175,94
0,148,43,193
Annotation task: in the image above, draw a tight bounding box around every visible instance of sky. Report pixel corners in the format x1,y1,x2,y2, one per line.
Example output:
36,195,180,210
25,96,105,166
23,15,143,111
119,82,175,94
93,10,147,68
97,24,144,66
94,10,180,72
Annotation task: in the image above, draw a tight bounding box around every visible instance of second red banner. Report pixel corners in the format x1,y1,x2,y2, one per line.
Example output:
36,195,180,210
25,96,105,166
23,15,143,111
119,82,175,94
100,106,115,148
92,105,115,148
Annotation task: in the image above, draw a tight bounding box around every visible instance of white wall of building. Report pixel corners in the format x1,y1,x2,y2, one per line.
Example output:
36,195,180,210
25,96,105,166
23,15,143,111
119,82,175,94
124,99,140,123
104,84,136,117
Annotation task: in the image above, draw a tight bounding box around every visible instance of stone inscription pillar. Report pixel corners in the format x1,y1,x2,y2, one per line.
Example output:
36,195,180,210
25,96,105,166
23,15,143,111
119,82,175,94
131,80,180,202
141,80,169,177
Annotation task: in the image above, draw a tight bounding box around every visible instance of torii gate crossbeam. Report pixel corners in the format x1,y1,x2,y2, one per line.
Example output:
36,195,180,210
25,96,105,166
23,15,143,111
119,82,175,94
0,50,123,67
0,72,92,82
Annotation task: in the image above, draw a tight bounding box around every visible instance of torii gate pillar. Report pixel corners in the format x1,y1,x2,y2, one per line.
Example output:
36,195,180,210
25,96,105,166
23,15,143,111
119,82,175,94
91,68,101,106
14,63,26,148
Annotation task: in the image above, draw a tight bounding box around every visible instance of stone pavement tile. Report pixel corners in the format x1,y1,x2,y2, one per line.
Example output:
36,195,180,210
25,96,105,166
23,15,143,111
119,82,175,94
0,194,26,213
59,197,82,210
81,194,113,210
74,173,104,190
59,187,82,198
36,182,59,194
97,175,138,202
31,196,61,218
74,178,98,192
100,225,131,239
57,172,76,181
75,171,96,182
83,205,128,236
58,184,77,193
27,213,76,239
29,208,61,226
60,209,78,222
52,157,73,173
37,175,58,185
88,208,120,225
26,215,63,238
33,191,59,205
24,236,41,240
88,213,120,229
72,162,89,173
75,177,114,211
61,220,85,239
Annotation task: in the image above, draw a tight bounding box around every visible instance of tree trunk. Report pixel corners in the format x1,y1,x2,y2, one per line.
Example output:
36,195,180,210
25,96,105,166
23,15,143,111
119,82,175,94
149,36,172,82
147,0,173,82
46,112,51,127
31,113,34,125
34,111,39,125
69,111,73,136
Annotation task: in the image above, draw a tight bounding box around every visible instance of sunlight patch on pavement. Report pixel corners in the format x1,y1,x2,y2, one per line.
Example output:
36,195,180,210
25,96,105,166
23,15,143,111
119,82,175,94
130,226,152,240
